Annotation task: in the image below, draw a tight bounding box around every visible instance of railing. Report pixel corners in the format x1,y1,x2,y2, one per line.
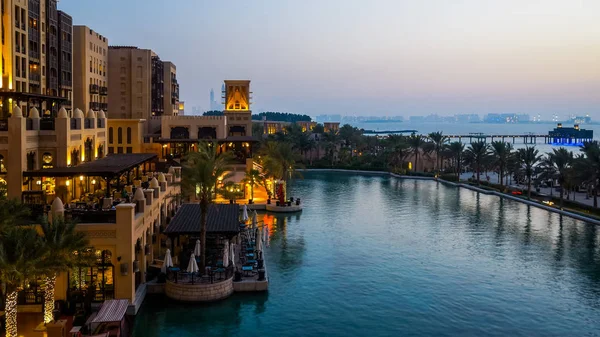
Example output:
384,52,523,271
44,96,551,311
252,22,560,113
89,102,99,110
89,84,99,94
99,86,108,95
100,103,108,111
29,73,41,83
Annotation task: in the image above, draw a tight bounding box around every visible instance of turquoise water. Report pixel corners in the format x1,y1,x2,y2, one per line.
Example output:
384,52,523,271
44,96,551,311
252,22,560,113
133,172,600,337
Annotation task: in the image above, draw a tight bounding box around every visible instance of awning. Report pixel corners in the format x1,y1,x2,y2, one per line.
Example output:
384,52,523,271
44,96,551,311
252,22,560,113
91,299,129,323
165,204,240,235
23,153,158,178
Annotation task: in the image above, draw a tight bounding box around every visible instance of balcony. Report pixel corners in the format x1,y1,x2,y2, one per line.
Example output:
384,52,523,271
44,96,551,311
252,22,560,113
99,86,108,95
65,209,116,224
29,73,41,83
89,102,100,110
100,102,108,111
89,84,99,94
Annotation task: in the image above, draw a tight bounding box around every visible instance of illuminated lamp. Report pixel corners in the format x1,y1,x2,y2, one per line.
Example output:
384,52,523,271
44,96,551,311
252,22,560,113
66,180,70,186
79,175,84,181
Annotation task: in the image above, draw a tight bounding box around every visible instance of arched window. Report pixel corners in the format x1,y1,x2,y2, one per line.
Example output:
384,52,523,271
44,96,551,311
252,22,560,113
108,127,113,144
126,127,132,144
117,127,122,144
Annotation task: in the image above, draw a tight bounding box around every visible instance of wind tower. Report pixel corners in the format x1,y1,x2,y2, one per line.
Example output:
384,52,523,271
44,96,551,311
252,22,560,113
222,80,253,137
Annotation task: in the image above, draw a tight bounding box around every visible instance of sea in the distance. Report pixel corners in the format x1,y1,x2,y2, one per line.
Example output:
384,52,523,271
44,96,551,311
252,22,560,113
349,121,600,139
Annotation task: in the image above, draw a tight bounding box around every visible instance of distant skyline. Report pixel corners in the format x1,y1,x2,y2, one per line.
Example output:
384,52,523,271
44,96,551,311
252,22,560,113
60,0,600,118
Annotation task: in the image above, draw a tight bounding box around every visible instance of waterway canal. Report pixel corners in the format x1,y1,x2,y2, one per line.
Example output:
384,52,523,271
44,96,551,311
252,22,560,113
133,172,600,337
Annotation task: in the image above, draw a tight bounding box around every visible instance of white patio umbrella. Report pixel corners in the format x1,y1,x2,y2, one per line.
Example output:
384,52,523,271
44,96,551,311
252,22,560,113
161,248,173,273
242,204,249,222
256,226,263,252
193,239,201,257
230,243,236,267
251,210,258,229
223,243,229,268
187,253,199,273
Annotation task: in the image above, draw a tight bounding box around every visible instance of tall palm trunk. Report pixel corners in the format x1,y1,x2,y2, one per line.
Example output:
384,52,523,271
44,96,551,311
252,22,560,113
5,289,18,337
200,199,208,272
414,151,419,172
44,274,57,323
594,184,598,208
527,175,532,199
499,167,504,189
476,163,480,184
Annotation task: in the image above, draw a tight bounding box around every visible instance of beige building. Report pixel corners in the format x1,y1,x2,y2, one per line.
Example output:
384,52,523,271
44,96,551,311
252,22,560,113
163,61,179,116
0,0,73,116
0,106,107,199
107,46,152,120
73,25,108,115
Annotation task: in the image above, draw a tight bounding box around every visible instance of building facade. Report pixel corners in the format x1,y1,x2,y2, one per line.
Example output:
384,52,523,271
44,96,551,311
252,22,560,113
107,46,152,120
73,25,108,116
0,0,72,116
1,106,107,199
162,61,178,116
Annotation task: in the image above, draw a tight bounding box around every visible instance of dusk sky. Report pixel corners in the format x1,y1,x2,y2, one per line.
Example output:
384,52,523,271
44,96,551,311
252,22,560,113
60,0,600,118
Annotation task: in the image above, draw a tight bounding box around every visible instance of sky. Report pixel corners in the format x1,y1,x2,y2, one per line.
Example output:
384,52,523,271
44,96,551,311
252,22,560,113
59,0,600,119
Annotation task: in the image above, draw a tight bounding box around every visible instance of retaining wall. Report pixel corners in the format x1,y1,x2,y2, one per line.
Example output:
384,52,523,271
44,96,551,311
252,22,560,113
165,278,234,302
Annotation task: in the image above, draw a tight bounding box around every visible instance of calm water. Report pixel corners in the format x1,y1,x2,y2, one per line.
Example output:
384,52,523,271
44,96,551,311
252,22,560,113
133,172,600,337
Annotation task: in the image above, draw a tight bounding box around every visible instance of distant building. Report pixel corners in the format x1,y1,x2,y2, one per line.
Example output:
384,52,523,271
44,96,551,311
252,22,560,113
483,113,529,123
549,124,593,145
163,61,179,116
571,115,592,124
455,114,480,123
409,116,425,123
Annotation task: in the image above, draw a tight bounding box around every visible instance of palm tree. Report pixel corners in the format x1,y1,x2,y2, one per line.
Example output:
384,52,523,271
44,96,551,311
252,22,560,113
182,141,235,271
490,141,513,190
0,226,47,337
464,141,490,184
428,131,449,172
517,146,542,199
578,141,600,207
408,133,427,172
535,156,556,197
242,169,262,202
448,141,465,180
548,148,574,208
261,141,302,181
39,216,89,323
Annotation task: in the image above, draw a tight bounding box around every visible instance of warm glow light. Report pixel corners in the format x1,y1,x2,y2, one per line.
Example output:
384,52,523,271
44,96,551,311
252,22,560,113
36,180,41,185
43,275,56,323
66,180,70,186
91,179,96,185
79,175,84,181
5,291,17,337
162,144,168,148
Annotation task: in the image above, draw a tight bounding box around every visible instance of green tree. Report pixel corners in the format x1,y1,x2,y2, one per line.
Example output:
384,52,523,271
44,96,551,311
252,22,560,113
428,131,449,172
578,141,600,207
182,141,235,271
39,216,90,323
490,141,513,190
548,148,574,208
261,141,303,181
0,226,47,337
464,141,490,184
517,146,542,199
448,141,465,180
408,133,427,172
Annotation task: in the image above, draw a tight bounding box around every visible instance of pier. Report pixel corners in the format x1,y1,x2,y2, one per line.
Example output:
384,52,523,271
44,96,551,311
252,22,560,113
363,131,592,145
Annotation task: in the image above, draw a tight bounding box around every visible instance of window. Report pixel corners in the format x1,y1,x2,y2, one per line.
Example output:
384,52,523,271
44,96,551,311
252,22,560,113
117,127,122,144
108,147,114,154
126,127,131,144
108,127,113,143
120,67,126,74
126,147,132,153
69,249,114,303
136,66,142,78
117,147,123,154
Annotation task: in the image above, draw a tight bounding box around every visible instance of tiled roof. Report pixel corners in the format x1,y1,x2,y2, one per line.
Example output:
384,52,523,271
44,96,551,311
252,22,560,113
165,203,240,234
